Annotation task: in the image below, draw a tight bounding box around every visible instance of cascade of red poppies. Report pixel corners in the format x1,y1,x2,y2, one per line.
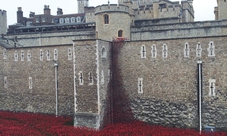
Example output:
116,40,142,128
109,37,135,124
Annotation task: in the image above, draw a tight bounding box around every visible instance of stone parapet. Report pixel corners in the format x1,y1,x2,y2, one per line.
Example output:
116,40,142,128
131,20,227,40
95,4,130,15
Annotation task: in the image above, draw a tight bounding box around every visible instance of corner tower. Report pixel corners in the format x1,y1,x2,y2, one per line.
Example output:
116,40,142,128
77,0,89,13
215,0,227,20
95,4,132,41
0,9,7,34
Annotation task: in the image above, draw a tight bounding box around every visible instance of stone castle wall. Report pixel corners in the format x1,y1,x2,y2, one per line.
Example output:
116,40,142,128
0,45,74,116
117,36,227,130
73,39,111,129
5,30,96,47
131,20,227,41
97,40,112,128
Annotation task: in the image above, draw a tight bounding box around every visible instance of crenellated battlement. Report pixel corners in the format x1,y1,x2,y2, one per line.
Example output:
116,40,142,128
135,4,181,13
0,9,7,15
95,4,130,15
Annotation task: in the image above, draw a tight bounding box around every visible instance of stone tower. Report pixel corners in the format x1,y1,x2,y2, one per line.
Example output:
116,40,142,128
0,9,7,34
95,4,132,41
215,0,227,20
77,0,89,13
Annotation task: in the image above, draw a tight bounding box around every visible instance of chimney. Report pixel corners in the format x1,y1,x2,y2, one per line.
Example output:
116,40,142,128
57,8,63,15
29,12,35,18
44,5,51,15
17,7,23,23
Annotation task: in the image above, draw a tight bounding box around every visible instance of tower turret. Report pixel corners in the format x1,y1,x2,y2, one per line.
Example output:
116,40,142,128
95,4,132,41
215,0,227,20
77,0,89,13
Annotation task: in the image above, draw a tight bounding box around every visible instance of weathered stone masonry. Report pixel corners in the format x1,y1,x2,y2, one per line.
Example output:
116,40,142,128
0,44,74,116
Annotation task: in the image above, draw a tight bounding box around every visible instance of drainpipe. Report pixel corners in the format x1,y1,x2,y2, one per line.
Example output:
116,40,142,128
197,60,202,132
54,63,58,116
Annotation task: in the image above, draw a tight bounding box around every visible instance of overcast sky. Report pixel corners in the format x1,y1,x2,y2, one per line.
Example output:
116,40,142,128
0,0,217,25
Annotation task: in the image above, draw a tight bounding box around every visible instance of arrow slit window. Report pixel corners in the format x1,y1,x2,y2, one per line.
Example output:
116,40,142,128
138,78,143,94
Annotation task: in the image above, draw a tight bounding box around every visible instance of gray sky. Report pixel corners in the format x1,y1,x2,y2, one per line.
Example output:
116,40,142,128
0,0,217,25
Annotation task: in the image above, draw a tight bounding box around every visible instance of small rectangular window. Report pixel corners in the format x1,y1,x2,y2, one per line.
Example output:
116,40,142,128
36,17,39,23
196,42,202,57
40,50,43,61
151,45,157,58
138,78,143,94
209,79,216,96
4,76,7,89
68,48,72,60
101,47,107,59
104,14,109,24
21,50,24,61
162,44,168,58
141,45,146,59
54,49,58,60
46,50,50,61
184,43,190,57
27,50,31,61
208,41,215,57
79,71,83,85
29,77,33,89
88,72,94,85
42,17,45,22
14,51,18,61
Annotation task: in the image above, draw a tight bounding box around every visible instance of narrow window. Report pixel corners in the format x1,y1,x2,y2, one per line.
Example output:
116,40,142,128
151,44,157,58
65,18,70,23
36,17,39,23
27,50,31,61
68,48,72,60
42,17,45,22
108,69,111,83
184,43,190,57
101,70,104,84
21,50,24,61
29,77,32,89
4,76,7,89
54,49,58,60
14,51,18,61
208,41,215,57
209,79,216,96
40,49,43,61
141,45,146,59
46,50,50,61
3,49,7,60
162,44,168,58
138,78,143,94
118,30,123,37
71,17,75,23
104,14,109,24
88,72,93,85
59,18,64,23
79,71,83,85
196,42,202,57
76,17,81,22
101,47,107,59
